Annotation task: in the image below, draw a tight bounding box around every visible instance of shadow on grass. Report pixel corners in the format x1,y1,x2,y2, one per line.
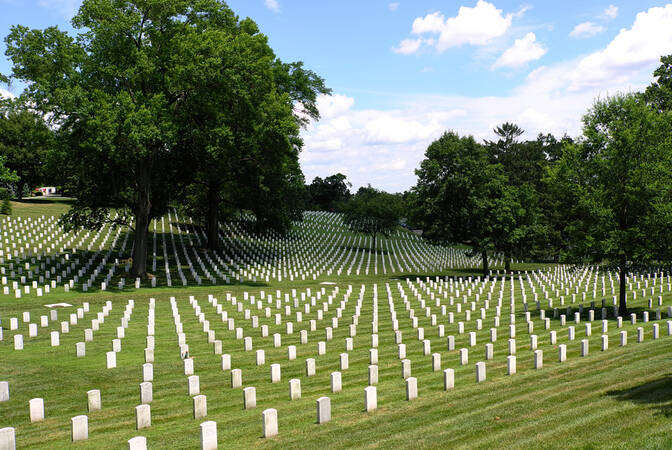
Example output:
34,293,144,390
14,197,76,205
606,375,672,417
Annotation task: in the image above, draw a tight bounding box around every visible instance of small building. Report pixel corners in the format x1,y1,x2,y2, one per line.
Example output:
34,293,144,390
36,187,57,196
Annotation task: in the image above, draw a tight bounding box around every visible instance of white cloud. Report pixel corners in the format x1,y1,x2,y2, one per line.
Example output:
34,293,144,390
602,4,619,20
389,2,400,12
569,21,606,38
492,32,546,69
302,5,672,193
264,0,280,13
0,89,16,100
399,1,512,54
393,38,424,55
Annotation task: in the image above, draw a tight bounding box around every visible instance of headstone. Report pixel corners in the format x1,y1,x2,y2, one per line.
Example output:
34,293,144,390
29,398,45,422
135,404,151,430
0,427,16,450
231,369,242,388
317,397,331,424
71,415,88,442
140,382,152,404
262,408,278,438
271,364,281,383
193,395,207,419
507,355,516,375
559,344,567,362
188,375,200,396
306,358,316,376
76,342,86,357
364,386,377,412
401,359,411,379
289,379,301,400
444,368,455,390
580,339,589,356
128,436,147,450
533,350,543,369
243,387,256,409
107,351,116,369
13,335,23,350
331,371,342,393
50,331,60,347
87,389,101,412
221,354,231,371
475,362,486,382
405,377,418,400
0,382,8,402
200,421,217,450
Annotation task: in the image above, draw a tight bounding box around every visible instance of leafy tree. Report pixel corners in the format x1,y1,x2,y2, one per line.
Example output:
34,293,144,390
551,93,672,314
644,54,672,112
340,185,402,250
308,173,351,211
4,0,324,275
0,101,54,199
412,131,506,276
173,17,327,250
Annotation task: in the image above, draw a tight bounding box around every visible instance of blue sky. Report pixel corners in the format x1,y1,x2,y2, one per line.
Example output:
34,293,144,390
2,1,672,192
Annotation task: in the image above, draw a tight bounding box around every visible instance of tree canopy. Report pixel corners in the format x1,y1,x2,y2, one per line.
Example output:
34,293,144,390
340,185,403,250
3,0,328,275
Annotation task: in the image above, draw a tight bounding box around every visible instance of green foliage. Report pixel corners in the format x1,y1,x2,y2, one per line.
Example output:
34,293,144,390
550,93,672,311
412,131,507,274
308,173,352,211
4,0,329,269
0,100,54,199
0,197,11,215
341,185,403,249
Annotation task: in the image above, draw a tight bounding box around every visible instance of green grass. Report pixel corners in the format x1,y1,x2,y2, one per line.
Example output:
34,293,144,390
1,201,671,449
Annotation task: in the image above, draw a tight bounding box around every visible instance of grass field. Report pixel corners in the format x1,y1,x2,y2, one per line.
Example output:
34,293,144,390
1,202,671,449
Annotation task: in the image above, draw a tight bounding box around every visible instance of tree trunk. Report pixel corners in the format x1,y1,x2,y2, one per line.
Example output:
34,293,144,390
619,254,628,315
131,163,151,278
16,180,24,200
504,250,511,273
372,232,376,252
482,249,489,277
206,183,220,251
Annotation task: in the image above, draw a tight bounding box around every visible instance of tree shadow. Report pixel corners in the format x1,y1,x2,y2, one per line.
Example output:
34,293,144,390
606,374,672,417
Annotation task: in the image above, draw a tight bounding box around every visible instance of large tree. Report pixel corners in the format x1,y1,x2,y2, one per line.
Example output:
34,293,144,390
341,185,403,251
412,131,507,276
174,18,328,250
4,0,324,275
0,101,54,199
551,93,672,314
308,173,351,211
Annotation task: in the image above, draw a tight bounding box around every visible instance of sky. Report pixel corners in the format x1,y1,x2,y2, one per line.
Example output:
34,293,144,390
1,1,672,193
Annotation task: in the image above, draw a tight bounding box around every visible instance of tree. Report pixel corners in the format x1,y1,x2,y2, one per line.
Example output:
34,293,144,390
551,93,672,314
308,173,351,211
4,0,324,275
644,54,672,112
340,185,402,250
0,101,54,199
412,131,506,276
173,17,328,250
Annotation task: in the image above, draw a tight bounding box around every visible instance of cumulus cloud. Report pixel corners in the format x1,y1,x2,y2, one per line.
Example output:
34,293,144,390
0,89,16,100
569,21,606,38
492,32,546,69
264,0,280,13
602,4,619,20
393,38,425,55
397,1,513,54
302,5,672,193
389,2,400,12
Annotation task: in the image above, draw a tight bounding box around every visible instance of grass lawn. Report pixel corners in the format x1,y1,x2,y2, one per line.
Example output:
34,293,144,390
1,201,671,449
